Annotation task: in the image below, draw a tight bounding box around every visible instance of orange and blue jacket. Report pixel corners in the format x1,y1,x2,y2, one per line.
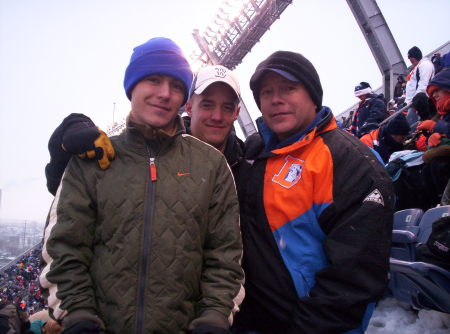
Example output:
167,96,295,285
235,107,394,334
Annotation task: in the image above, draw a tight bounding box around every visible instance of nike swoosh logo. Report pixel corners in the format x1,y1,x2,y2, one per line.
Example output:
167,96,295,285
177,172,190,176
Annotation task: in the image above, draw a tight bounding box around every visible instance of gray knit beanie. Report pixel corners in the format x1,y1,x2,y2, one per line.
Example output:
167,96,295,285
250,51,323,110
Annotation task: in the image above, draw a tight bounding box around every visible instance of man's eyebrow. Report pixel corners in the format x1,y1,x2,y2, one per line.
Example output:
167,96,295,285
171,78,183,84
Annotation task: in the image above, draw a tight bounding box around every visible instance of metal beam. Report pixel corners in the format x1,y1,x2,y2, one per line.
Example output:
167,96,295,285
346,0,407,101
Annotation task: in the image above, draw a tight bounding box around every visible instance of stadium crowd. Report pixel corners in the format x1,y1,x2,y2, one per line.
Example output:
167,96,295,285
342,47,450,211
0,247,46,315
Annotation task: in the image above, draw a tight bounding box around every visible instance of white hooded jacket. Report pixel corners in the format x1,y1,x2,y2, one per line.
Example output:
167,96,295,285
405,57,435,104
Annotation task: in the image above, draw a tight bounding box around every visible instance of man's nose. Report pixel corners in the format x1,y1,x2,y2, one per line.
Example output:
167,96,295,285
210,107,223,121
270,89,284,104
157,80,171,99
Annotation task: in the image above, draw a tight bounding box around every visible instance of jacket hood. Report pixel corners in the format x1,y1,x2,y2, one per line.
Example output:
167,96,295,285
428,68,450,91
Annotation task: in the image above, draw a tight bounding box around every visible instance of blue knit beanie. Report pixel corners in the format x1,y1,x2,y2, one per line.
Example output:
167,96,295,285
123,37,193,105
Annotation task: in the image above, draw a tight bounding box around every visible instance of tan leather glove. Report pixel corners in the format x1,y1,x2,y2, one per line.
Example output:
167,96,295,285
76,129,115,169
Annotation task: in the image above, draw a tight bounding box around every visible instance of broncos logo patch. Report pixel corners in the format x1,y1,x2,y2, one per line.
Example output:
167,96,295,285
272,155,304,188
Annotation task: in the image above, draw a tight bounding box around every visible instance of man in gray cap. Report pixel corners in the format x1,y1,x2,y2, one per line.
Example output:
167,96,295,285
232,51,394,334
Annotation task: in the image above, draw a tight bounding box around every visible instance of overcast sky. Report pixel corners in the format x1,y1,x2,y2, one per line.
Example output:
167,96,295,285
0,0,449,222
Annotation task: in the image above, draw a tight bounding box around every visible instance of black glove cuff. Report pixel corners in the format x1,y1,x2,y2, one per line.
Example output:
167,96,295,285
190,325,231,334
62,320,104,334
62,113,96,131
63,126,100,154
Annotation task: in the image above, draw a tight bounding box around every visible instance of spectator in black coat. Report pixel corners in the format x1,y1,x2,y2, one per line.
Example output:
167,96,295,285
350,82,389,137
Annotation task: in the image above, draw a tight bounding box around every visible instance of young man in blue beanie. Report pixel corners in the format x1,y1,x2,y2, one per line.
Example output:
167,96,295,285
231,50,394,334
40,37,244,334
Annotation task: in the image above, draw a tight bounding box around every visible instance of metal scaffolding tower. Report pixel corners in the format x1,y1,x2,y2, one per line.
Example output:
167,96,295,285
191,0,293,138
192,0,293,69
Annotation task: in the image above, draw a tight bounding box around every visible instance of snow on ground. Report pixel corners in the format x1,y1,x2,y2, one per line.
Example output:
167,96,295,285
367,298,450,334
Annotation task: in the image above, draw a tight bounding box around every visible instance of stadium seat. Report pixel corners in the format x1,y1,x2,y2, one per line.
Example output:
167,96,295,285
390,206,450,261
390,208,423,260
391,230,418,261
416,205,450,243
393,208,423,233
389,258,450,313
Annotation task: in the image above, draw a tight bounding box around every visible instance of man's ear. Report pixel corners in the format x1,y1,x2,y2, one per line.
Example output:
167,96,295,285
233,105,241,121
186,100,193,117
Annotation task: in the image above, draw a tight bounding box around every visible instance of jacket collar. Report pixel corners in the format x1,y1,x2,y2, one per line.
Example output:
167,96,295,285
223,131,245,168
257,106,335,154
124,114,186,156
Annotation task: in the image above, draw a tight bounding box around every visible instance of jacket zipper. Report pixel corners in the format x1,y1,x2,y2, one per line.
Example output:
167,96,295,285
136,149,157,334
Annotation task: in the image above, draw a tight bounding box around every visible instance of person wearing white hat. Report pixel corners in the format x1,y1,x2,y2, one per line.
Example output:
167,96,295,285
184,65,250,186
186,65,241,153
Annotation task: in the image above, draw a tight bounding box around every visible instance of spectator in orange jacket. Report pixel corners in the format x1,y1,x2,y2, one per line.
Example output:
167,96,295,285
360,113,411,163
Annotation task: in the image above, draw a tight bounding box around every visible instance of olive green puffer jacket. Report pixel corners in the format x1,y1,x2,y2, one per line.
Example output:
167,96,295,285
40,120,244,334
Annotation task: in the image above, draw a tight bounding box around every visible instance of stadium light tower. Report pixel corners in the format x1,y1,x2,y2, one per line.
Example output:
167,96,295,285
191,0,293,138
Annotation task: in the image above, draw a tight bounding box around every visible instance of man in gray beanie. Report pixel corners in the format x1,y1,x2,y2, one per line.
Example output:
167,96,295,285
232,51,394,334
40,37,244,334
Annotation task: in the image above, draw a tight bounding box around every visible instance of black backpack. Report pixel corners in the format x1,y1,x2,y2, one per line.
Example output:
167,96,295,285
431,54,443,75
416,216,450,270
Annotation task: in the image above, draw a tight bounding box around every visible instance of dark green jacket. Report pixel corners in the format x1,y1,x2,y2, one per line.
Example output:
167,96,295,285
40,118,244,333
